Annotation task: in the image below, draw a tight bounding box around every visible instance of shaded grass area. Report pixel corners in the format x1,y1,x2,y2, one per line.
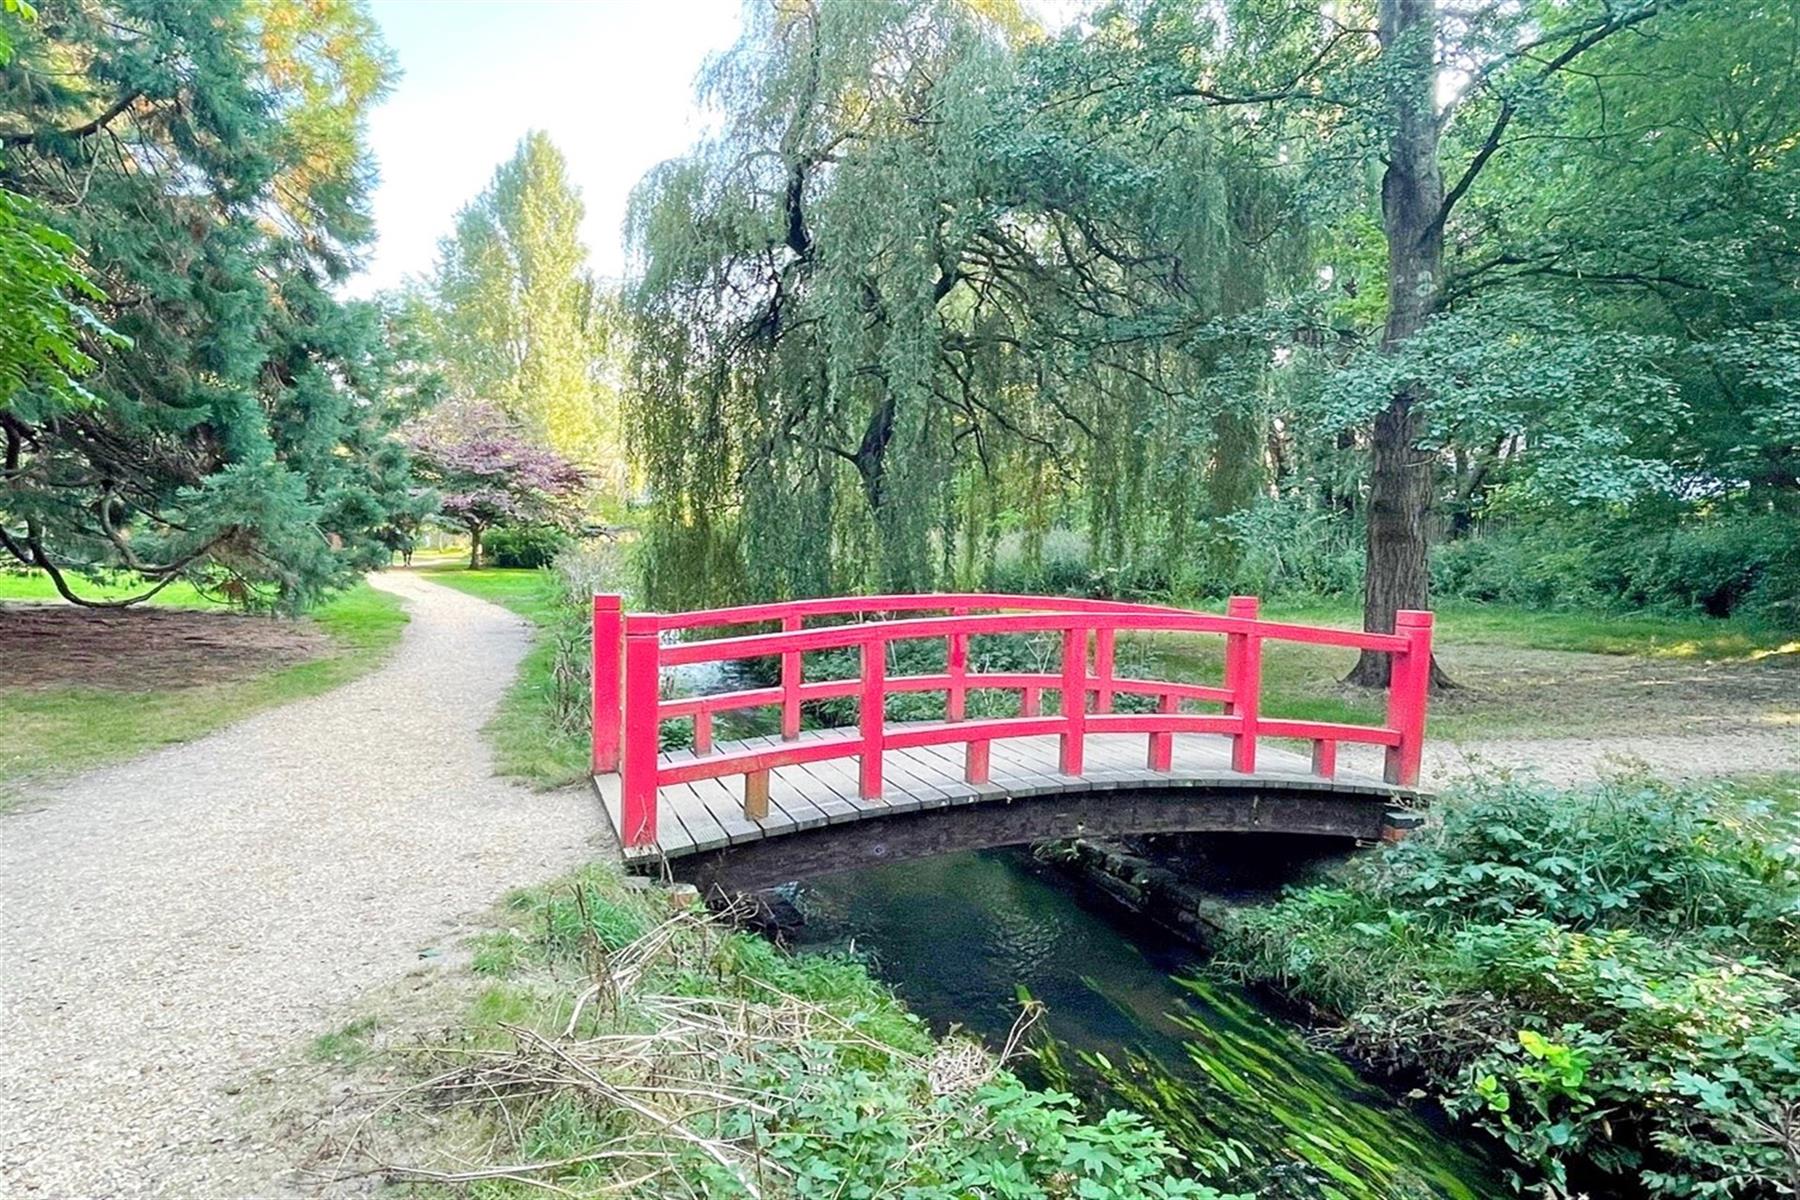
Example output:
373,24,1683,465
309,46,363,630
414,566,590,789
1,582,407,795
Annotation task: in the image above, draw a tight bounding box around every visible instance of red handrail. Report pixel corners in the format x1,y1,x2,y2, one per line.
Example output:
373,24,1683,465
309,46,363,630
593,592,1433,848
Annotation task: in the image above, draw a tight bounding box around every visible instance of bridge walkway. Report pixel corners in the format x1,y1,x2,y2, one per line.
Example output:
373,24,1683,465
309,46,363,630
598,727,1412,861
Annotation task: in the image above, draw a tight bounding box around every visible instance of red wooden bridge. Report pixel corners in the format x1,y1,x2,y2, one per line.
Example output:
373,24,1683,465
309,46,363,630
590,594,1433,888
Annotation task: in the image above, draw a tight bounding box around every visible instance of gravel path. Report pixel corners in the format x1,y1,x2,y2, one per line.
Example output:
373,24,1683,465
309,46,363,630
0,572,602,1198
1428,727,1800,788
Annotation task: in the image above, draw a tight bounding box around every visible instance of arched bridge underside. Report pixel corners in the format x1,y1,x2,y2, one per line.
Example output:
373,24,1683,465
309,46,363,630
589,592,1436,892
596,730,1425,892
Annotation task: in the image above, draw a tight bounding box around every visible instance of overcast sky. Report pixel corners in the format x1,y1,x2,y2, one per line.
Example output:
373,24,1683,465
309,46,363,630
349,0,743,297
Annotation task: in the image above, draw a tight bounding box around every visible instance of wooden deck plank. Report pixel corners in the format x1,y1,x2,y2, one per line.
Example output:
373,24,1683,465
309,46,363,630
785,757,868,824
685,774,772,845
878,746,960,810
796,750,897,825
666,782,731,853
910,741,1012,804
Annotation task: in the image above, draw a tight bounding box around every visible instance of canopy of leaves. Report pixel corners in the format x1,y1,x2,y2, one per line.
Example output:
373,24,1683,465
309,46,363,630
411,132,625,506
409,404,586,536
626,0,1799,618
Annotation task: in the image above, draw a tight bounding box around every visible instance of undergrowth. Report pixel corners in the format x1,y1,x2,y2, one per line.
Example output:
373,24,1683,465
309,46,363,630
332,865,1237,1199
1215,773,1800,1198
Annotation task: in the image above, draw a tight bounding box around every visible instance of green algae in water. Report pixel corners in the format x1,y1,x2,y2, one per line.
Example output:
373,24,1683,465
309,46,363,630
1046,976,1501,1199
791,849,1508,1199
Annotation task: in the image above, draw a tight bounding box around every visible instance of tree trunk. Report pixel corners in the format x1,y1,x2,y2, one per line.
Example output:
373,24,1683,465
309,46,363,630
469,525,483,570
1347,0,1450,688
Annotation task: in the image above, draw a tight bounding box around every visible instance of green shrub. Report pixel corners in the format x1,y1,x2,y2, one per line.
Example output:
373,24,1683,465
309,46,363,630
1433,511,1800,625
1216,499,1364,600
486,523,572,569
1382,774,1800,960
1217,774,1800,1197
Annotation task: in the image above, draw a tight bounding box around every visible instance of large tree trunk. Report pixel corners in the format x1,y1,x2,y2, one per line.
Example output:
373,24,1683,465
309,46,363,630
1347,0,1450,688
468,525,484,570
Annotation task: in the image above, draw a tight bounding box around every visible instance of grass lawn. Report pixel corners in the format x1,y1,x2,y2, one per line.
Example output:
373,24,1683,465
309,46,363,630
414,565,591,790
398,568,1799,783
2,582,408,798
1254,596,1797,660
0,569,226,608
1137,597,1799,742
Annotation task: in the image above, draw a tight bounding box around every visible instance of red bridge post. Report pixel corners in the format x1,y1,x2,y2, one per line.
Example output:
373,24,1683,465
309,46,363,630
1385,610,1434,786
860,636,886,798
780,614,802,740
1225,595,1261,773
1059,626,1087,774
620,618,661,847
591,594,623,774
947,604,969,722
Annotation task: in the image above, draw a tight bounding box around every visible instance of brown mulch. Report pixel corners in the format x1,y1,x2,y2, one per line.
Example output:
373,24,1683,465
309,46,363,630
1,603,330,691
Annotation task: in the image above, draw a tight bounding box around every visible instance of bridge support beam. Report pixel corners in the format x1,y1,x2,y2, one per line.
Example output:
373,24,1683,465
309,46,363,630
1225,596,1261,774
965,739,990,784
668,786,1417,893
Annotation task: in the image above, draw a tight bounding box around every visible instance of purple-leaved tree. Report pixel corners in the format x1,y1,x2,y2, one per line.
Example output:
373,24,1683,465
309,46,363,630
409,406,586,568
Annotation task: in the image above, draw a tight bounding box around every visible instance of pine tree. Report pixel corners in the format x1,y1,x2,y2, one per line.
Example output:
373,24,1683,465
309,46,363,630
0,0,425,610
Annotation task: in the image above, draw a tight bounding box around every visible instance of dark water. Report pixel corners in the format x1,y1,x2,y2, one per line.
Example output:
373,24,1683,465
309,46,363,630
785,849,1509,1199
686,659,1508,1196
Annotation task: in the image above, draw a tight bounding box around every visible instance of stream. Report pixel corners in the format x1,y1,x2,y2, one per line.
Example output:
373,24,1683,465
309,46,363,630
679,660,1509,1198
785,849,1509,1199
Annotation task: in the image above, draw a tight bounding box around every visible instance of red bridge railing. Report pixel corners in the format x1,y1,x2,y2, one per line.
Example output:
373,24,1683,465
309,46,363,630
592,594,1433,849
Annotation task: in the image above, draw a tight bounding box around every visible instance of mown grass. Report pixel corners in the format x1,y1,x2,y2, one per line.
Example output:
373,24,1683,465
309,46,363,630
408,567,1791,772
1132,597,1798,743
1253,597,1794,660
414,565,591,789
0,568,225,608
1,582,408,796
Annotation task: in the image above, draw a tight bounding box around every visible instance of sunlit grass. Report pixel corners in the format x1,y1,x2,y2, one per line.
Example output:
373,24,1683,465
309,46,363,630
1,582,408,796
1250,597,1793,660
0,568,224,609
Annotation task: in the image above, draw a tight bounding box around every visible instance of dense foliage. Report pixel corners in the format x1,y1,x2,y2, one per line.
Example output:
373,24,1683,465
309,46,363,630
1216,775,1800,1197
625,0,1800,641
0,0,425,609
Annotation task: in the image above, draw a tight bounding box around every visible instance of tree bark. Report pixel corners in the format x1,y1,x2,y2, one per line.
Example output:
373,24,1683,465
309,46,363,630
1348,0,1450,688
468,525,484,570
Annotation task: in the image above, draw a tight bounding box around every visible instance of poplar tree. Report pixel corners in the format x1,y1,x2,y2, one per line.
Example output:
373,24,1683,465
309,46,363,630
425,132,623,502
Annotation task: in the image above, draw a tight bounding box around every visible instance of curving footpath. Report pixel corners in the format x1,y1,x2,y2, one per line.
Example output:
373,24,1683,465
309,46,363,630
0,572,601,1197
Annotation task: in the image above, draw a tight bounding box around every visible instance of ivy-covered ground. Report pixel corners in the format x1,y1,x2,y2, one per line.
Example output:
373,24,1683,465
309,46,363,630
1214,773,1800,1198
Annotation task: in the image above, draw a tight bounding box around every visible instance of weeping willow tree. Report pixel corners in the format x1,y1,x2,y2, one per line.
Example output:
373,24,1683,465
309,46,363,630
625,0,1307,608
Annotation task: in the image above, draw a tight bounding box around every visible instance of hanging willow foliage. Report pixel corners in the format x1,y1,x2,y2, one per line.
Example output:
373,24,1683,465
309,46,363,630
625,0,1310,607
